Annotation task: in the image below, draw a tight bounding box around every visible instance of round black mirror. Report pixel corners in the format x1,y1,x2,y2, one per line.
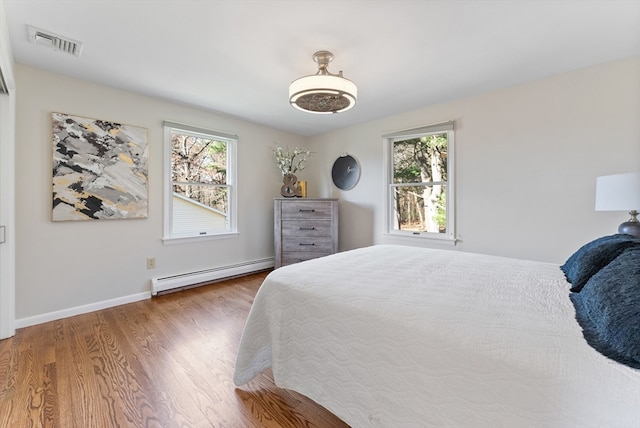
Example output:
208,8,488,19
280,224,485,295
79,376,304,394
332,154,360,190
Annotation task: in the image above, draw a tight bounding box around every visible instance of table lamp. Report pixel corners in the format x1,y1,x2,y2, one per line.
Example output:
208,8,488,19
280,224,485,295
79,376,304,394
595,172,640,237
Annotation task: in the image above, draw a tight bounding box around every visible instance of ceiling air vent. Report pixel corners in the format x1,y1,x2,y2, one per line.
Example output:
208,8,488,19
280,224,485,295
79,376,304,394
27,25,83,58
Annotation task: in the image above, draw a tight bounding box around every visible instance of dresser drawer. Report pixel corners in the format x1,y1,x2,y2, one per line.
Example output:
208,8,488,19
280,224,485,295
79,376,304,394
282,236,334,253
281,251,332,266
281,220,332,238
281,201,334,219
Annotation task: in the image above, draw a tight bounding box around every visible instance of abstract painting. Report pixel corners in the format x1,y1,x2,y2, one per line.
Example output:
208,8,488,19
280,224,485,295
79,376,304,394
52,112,149,221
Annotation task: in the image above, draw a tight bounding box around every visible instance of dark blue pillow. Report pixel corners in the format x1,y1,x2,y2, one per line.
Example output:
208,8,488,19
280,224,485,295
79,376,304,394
570,246,640,369
561,234,640,292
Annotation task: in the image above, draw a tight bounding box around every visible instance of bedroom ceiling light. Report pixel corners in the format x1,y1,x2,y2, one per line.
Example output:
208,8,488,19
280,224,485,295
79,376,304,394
289,50,357,114
595,172,640,237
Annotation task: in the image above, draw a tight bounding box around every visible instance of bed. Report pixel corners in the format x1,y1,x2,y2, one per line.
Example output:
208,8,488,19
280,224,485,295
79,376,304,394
233,243,640,427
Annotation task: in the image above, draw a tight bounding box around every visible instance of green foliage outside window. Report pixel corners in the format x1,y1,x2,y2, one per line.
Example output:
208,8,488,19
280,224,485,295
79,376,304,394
392,133,448,233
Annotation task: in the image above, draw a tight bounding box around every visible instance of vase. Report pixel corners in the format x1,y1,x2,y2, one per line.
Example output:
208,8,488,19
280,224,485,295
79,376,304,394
280,173,301,197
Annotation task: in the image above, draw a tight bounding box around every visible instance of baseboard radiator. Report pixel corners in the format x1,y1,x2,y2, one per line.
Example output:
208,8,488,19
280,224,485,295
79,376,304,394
151,258,274,295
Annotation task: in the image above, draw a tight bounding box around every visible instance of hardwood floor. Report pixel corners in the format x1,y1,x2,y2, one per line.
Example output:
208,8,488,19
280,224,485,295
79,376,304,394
0,272,350,428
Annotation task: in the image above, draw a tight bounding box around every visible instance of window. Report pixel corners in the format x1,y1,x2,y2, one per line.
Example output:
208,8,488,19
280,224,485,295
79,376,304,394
163,121,237,243
384,121,455,241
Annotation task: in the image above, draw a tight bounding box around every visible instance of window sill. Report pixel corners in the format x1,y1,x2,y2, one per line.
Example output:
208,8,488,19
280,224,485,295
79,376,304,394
382,232,457,246
162,232,239,245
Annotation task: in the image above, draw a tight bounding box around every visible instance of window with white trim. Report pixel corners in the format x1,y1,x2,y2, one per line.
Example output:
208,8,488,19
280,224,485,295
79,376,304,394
163,121,237,243
384,121,455,241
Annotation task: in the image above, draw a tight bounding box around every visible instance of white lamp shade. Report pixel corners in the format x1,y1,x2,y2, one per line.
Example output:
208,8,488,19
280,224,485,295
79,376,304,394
595,172,640,211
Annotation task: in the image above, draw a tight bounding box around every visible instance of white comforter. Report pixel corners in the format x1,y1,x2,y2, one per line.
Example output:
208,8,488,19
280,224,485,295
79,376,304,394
234,245,640,427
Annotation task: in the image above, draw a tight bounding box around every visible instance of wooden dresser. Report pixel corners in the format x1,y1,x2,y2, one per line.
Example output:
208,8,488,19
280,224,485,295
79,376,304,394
274,198,338,268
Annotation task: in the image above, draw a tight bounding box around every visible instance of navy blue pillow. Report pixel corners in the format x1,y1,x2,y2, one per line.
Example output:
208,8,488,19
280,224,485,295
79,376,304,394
560,234,640,292
570,246,640,369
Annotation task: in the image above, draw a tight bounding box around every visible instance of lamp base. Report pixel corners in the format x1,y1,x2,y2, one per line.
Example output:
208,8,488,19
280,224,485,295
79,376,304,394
619,222,640,237
619,210,640,237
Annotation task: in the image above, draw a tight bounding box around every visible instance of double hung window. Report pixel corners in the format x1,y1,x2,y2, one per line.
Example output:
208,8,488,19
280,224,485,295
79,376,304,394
163,122,237,243
384,121,455,241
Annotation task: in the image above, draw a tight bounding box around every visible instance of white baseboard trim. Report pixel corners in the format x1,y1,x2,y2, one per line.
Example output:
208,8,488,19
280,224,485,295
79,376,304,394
15,291,150,329
14,258,274,329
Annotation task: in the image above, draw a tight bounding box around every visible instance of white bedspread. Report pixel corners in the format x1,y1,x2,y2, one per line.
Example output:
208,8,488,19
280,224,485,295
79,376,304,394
234,245,640,427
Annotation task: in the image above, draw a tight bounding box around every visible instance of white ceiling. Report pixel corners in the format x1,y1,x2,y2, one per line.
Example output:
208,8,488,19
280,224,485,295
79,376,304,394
4,0,640,136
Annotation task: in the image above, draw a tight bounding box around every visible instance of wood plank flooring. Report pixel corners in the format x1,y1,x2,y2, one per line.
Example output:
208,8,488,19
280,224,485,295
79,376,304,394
0,272,350,428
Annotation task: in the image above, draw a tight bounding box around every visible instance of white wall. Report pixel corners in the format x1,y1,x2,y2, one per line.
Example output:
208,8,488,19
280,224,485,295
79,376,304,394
305,56,640,263
14,64,303,321
0,0,16,339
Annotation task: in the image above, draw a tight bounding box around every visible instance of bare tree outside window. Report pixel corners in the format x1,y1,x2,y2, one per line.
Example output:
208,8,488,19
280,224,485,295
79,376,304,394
171,133,228,214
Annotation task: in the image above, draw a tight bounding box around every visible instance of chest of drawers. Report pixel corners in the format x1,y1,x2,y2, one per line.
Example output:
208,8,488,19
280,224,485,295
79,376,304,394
274,198,338,268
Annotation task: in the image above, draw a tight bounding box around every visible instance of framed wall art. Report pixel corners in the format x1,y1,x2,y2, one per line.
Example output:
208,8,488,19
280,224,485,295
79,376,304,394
52,112,149,221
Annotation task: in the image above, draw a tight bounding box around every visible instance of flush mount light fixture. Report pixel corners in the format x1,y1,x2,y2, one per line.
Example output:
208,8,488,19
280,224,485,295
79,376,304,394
289,50,357,114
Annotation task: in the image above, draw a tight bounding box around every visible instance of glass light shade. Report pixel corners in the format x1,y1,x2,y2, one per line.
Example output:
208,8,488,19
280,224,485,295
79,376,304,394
595,172,640,211
289,74,357,114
